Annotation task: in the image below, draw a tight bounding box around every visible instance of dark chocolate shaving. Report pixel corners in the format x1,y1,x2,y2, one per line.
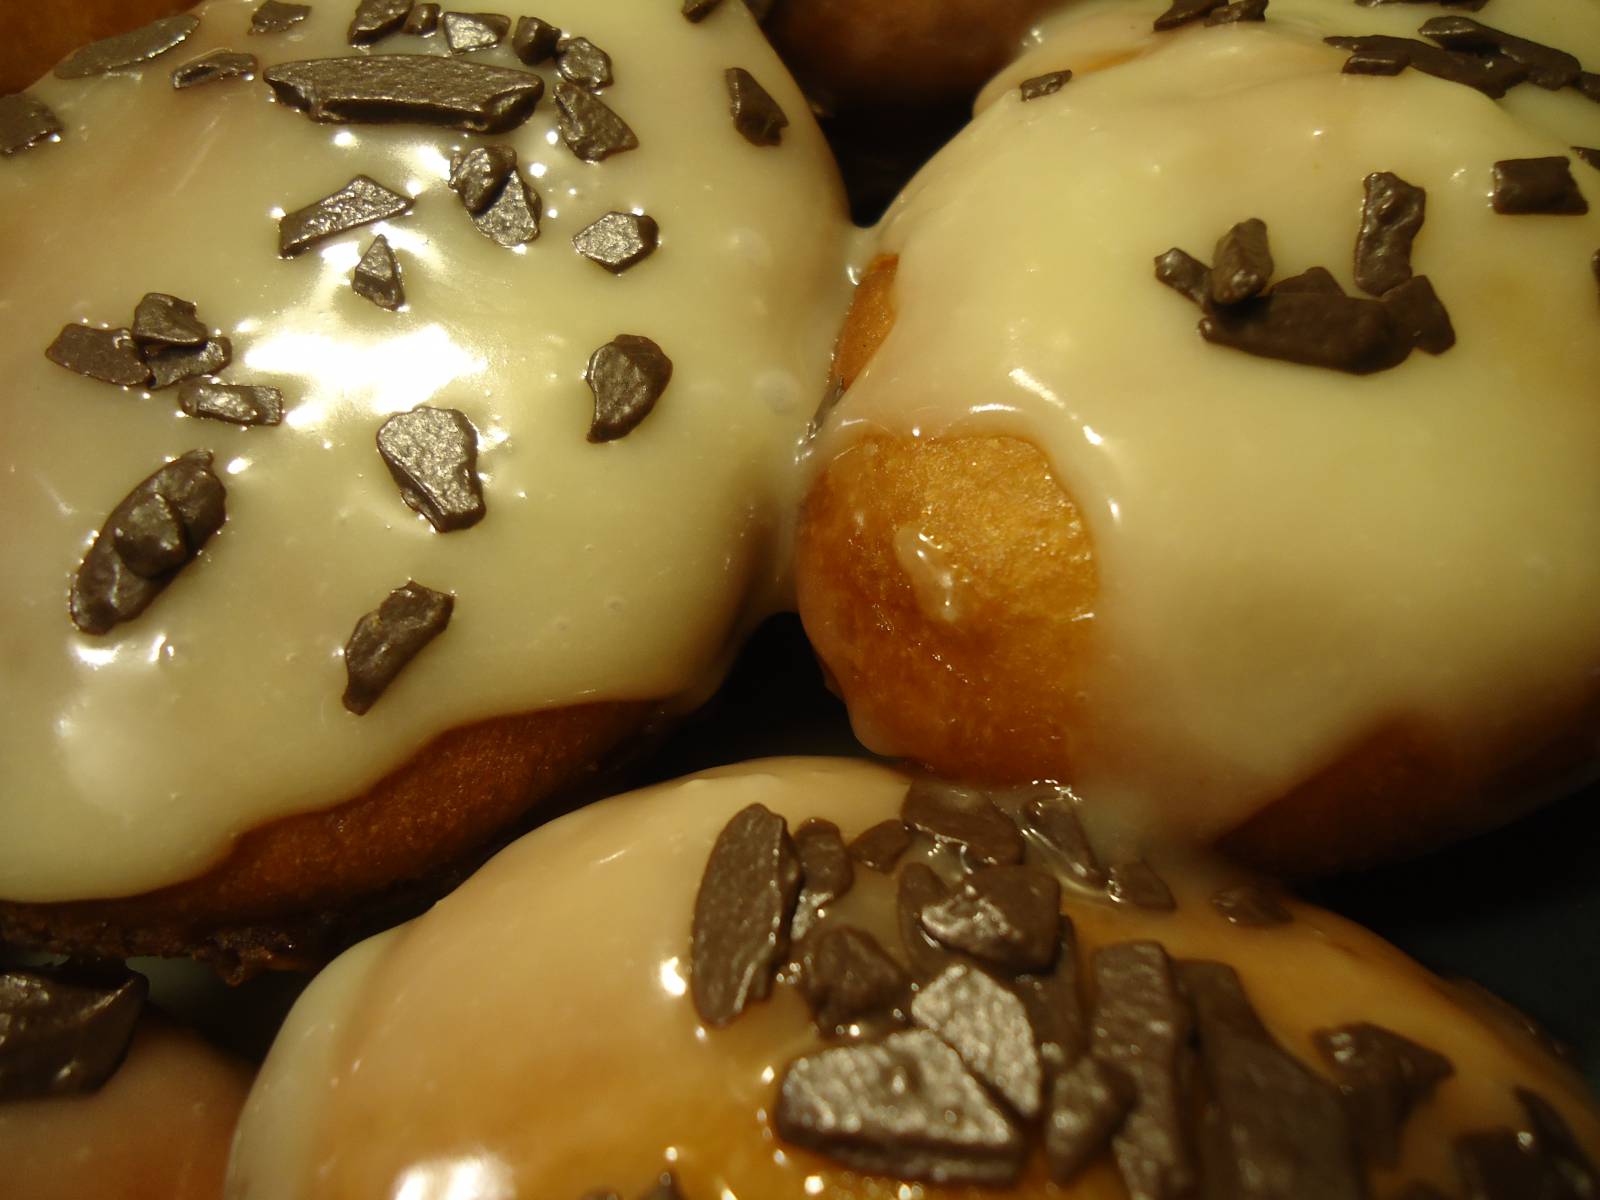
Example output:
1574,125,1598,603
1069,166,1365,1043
279,174,413,256
442,11,510,54
557,37,613,91
775,1029,1026,1185
911,963,1043,1118
132,293,207,351
898,862,957,979
1313,1022,1454,1168
849,819,912,872
725,67,787,146
448,143,516,213
1155,247,1213,306
1205,0,1268,24
585,334,671,442
511,16,560,65
800,926,908,1038
46,325,151,387
403,3,440,35
1324,35,1529,98
1419,17,1580,91
1355,171,1426,297
1210,884,1292,927
1154,0,1226,30
265,55,544,134
792,818,853,941
1515,1088,1600,1200
0,966,147,1101
71,451,226,635
919,865,1061,973
1578,72,1600,105
172,50,259,89
573,211,659,273
682,0,723,20
1107,861,1176,912
1491,157,1589,215
147,337,233,390
902,780,1023,867
1020,70,1072,101
1210,218,1274,306
1275,266,1344,294
250,1,310,34
690,803,801,1027
1016,916,1085,1081
0,93,62,156
376,406,485,532
55,14,199,78
1576,147,1600,173
178,377,285,427
1356,0,1487,8
349,0,413,45
554,82,638,161
341,581,453,714
450,145,540,246
1456,1129,1548,1200
1200,290,1413,375
353,234,405,309
1046,1056,1137,1183
1383,275,1455,355
1020,789,1106,890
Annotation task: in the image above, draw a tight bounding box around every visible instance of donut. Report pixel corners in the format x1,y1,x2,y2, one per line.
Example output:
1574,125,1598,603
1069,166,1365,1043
0,0,852,974
228,757,1600,1196
797,0,1600,874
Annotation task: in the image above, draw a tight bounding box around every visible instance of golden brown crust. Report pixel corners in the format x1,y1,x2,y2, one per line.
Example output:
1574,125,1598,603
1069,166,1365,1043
2,0,193,93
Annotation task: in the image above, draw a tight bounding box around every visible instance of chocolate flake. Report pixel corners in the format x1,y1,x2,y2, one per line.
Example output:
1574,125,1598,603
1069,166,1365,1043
1356,0,1487,8
801,926,908,1038
1324,35,1528,98
451,147,541,247
1457,1129,1548,1200
376,406,485,532
557,36,613,91
1019,70,1072,101
1210,218,1274,306
898,862,957,979
265,55,544,134
1515,1088,1600,1199
132,293,207,351
448,143,515,213
1578,73,1600,105
1420,17,1580,91
1016,917,1085,1081
279,174,413,256
342,581,453,714
1313,1022,1454,1168
178,377,285,427
1210,883,1292,927
71,451,226,635
911,963,1043,1118
1046,1056,1137,1183
148,336,233,390
349,0,413,44
1383,275,1455,355
1205,0,1267,24
403,3,440,35
250,1,310,34
1491,157,1589,216
775,1029,1026,1185
1576,147,1600,172
682,0,723,20
725,67,787,146
1154,247,1212,306
442,11,510,54
849,819,912,872
902,780,1023,868
690,804,802,1026
920,865,1061,973
172,49,259,89
55,14,199,79
0,967,147,1101
1355,171,1426,297
1200,289,1412,374
0,93,62,156
1154,0,1226,31
1107,861,1176,912
554,81,638,161
1275,266,1344,294
511,16,560,65
46,325,151,387
573,211,659,273
1021,790,1106,890
585,335,671,442
792,818,853,941
353,234,405,309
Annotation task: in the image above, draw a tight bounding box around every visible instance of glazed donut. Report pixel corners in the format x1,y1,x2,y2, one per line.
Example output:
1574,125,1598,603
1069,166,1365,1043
797,0,1600,875
229,757,1599,1197
0,0,852,973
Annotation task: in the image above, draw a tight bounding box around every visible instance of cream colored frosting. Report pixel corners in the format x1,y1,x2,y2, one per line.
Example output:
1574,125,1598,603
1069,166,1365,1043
0,0,855,900
816,0,1600,851
228,757,1600,1199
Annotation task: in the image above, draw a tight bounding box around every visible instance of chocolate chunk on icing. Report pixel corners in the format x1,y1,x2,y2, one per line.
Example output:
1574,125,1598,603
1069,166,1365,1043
849,819,912,872
1383,275,1456,355
585,334,671,442
1578,72,1600,105
0,967,147,1101
341,581,453,714
898,861,957,979
1210,218,1274,306
265,56,544,134
573,211,659,274
132,293,208,351
1275,266,1344,294
1016,916,1085,1081
1020,789,1106,890
457,154,541,247
448,143,515,213
1020,70,1072,100
55,14,199,79
725,67,787,146
1515,1088,1600,1199
1205,0,1268,25
554,82,638,162
1324,35,1528,98
1576,147,1600,172
1091,941,1195,1200
1357,0,1486,8
250,1,310,34
442,11,510,54
1181,961,1365,1200
1419,17,1580,91
172,50,259,89
911,963,1043,1118
511,16,560,65
1210,883,1292,927
792,818,853,941
1107,861,1176,912
349,0,414,45
1456,1129,1548,1200
376,406,485,532
148,336,232,390
353,234,405,309
920,865,1061,973
178,377,285,427
71,451,226,635
902,780,1023,867
775,1029,1026,1185
403,3,440,36
46,325,151,387
690,803,801,1027
1313,1022,1454,1168
682,0,723,20
800,926,908,1038
1491,157,1589,216
1046,1056,1137,1183
1154,0,1226,32
1200,289,1412,375
1355,172,1426,297
557,37,613,91
279,174,413,256
1155,247,1212,306
0,93,62,156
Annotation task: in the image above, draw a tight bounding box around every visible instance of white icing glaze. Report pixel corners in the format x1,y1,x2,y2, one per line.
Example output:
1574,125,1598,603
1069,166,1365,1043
229,757,1600,1198
816,0,1600,850
0,0,855,900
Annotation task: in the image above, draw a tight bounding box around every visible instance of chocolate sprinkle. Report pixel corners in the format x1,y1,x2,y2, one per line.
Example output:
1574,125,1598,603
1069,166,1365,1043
920,865,1061,973
1107,861,1176,912
172,50,259,89
849,819,912,872
511,16,560,65
792,818,854,941
353,234,405,309
265,55,544,134
442,11,510,54
775,1029,1026,1185
1205,0,1268,24
0,93,62,156
1154,247,1213,306
1515,1088,1600,1199
403,3,440,35
690,804,801,1027
1046,1056,1137,1183
178,377,285,427
450,145,540,246
898,862,958,979
148,336,233,391
1154,0,1226,32
250,1,311,34
341,581,453,714
1355,171,1426,297
573,211,659,273
554,81,638,161
1210,218,1274,306
800,926,908,1037
1314,1022,1454,1168
279,174,413,257
0,967,147,1101
1457,1129,1548,1200
1383,275,1456,355
1015,916,1086,1081
1324,35,1528,98
132,293,208,351
1019,70,1072,101
349,0,413,44
557,37,613,91
71,451,226,635
46,325,151,387
902,780,1023,868
1420,17,1580,91
725,67,787,146
1200,290,1413,375
1491,157,1589,216
911,963,1043,1118
55,14,200,79
376,406,485,532
585,334,671,442
1210,884,1292,927
1020,789,1106,890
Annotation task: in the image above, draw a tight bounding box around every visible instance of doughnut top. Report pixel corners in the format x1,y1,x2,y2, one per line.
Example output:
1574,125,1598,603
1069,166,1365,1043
816,0,1600,852
0,0,852,900
230,758,1600,1198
